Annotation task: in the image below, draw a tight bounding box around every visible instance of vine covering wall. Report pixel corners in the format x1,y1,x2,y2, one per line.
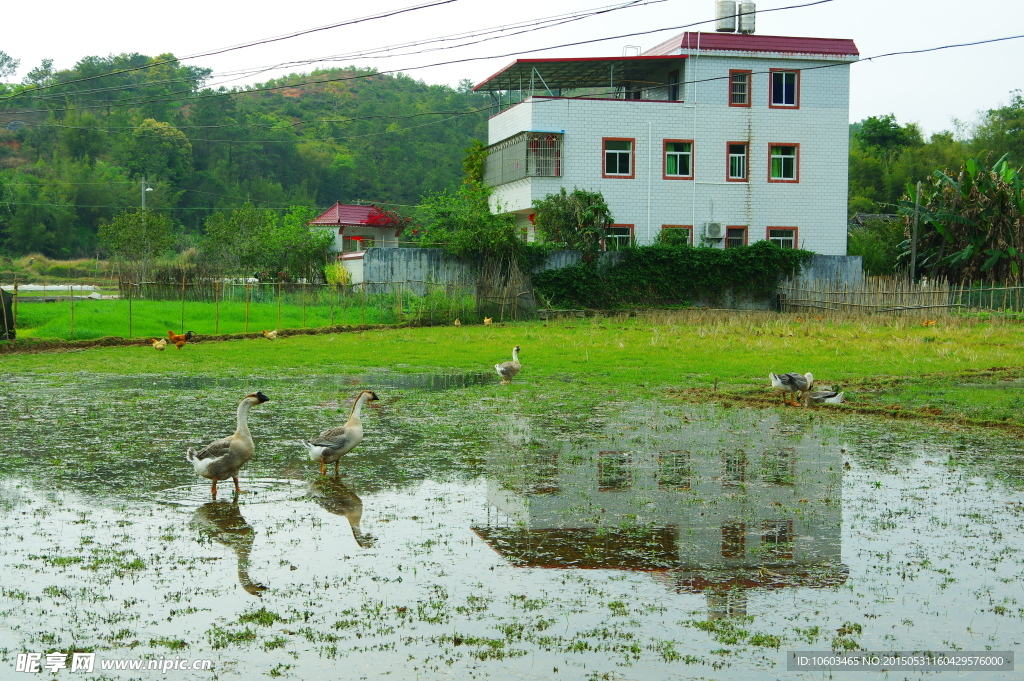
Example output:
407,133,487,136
532,241,813,308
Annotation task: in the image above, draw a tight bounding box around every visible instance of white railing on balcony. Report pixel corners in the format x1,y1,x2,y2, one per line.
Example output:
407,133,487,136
484,132,563,187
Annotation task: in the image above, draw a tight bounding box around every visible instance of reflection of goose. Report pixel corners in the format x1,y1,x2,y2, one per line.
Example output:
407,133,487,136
769,372,813,406
304,390,379,476
308,478,373,548
191,501,268,596
187,392,270,497
803,390,845,405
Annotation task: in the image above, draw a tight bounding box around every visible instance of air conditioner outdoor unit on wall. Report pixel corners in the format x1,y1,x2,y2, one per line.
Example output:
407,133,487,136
705,222,724,239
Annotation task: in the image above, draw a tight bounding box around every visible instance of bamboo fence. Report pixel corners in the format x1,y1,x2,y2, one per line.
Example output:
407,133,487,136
778,276,1024,316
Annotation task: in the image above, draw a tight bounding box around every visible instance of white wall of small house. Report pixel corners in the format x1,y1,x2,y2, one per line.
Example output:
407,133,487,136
310,226,401,252
487,52,851,255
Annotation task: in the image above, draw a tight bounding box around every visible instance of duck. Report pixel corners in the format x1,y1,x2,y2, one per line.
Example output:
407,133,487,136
803,389,845,406
187,392,270,497
304,390,379,476
150,338,167,351
769,372,814,406
261,329,278,340
168,330,196,344
495,345,522,385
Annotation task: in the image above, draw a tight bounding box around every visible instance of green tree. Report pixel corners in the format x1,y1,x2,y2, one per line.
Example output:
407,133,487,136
120,119,193,182
973,90,1024,167
98,209,176,282
897,155,1024,282
0,51,19,80
462,139,486,184
848,218,905,275
531,188,614,262
414,183,521,264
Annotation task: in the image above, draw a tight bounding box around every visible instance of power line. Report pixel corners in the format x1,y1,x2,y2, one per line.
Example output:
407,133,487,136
0,0,835,117
0,0,461,103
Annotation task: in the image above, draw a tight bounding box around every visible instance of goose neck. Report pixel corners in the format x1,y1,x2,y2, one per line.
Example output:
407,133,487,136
347,392,370,425
235,398,255,436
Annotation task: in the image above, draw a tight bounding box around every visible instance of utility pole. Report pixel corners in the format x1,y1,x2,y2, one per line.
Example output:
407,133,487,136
910,181,921,282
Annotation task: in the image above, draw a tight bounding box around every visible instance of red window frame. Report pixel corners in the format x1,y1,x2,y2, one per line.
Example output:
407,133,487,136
661,225,693,244
769,69,800,109
768,143,800,183
662,139,694,180
602,223,634,251
602,137,635,179
725,226,748,248
729,69,752,107
726,141,748,182
766,226,799,249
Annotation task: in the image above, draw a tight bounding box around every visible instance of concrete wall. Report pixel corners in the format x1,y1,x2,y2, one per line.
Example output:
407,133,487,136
362,248,474,296
791,254,864,287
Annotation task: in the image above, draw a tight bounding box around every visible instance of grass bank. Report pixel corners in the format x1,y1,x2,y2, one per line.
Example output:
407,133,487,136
3,310,1024,431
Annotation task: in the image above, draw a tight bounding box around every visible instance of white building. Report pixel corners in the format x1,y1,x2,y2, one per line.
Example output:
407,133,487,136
474,16,858,254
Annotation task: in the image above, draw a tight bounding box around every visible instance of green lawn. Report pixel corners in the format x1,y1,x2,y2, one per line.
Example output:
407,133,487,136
4,310,1024,430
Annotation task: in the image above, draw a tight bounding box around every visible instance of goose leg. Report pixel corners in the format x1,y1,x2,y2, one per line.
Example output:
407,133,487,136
320,462,326,476
233,477,242,494
334,461,340,477
211,480,218,497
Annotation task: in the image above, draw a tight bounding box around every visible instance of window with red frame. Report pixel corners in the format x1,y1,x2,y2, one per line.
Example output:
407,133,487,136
769,144,799,182
603,224,634,250
663,140,693,179
770,70,799,108
729,70,751,106
603,138,634,178
767,228,797,249
725,226,747,248
727,142,748,181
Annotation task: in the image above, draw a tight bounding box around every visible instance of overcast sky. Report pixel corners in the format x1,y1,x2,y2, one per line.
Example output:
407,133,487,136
2,0,1022,136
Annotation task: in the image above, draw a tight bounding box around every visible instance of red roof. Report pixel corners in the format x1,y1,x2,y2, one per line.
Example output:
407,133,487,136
308,202,379,227
644,32,859,58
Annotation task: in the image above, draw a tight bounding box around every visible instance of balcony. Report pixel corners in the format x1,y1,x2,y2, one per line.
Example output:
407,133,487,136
484,131,563,187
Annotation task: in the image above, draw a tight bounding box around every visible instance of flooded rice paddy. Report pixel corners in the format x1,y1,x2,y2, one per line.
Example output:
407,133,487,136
1,372,1023,680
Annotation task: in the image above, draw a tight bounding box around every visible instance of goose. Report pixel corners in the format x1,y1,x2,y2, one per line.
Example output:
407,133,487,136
192,500,268,596
304,390,379,476
803,389,845,406
769,372,813,406
187,392,270,497
495,345,522,385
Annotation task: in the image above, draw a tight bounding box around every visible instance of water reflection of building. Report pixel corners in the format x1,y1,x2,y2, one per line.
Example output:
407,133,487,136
474,407,847,613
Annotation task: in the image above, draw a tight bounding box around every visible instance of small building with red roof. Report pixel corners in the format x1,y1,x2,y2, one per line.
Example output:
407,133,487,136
307,202,406,255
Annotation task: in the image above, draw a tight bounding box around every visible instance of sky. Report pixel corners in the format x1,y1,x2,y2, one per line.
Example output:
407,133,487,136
1,0,1022,136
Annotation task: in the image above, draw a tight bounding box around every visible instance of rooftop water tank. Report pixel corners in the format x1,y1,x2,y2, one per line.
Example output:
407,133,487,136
738,2,756,34
716,1,737,32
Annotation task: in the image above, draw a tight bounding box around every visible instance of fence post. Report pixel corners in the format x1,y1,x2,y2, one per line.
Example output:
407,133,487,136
12,276,18,334
910,181,921,282
128,281,133,338
361,282,366,325
180,273,186,334
277,278,282,330
214,278,220,334
245,281,251,333
302,283,307,328
69,283,75,340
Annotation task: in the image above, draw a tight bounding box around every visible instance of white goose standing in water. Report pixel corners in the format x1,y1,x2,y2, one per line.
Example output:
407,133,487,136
187,392,270,497
495,345,522,385
304,390,379,476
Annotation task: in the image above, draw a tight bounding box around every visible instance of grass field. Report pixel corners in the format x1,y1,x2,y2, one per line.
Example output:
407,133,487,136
10,290,473,340
4,309,1024,431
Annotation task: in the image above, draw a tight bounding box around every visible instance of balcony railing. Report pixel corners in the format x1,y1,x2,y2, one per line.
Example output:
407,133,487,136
484,131,563,187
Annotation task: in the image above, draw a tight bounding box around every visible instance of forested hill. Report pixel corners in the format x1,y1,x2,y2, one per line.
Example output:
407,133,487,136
0,53,489,258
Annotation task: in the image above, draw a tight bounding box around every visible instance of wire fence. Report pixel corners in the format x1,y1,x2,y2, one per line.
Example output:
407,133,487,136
1,278,483,341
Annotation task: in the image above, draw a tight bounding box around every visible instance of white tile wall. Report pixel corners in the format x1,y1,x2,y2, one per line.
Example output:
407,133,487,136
487,53,851,255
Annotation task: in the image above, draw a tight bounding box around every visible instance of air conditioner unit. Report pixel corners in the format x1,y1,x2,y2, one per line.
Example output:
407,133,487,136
705,222,724,239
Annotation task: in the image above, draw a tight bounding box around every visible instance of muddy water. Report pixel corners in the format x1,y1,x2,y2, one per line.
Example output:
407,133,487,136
1,374,1022,680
